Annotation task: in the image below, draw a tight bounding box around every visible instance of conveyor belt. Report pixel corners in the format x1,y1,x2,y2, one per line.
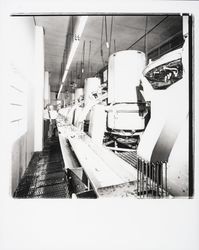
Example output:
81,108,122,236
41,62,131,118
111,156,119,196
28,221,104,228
57,123,138,197
14,137,70,198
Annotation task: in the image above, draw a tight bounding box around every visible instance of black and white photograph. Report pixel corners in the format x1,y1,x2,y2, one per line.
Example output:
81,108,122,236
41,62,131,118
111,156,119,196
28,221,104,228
0,0,199,250
11,14,191,199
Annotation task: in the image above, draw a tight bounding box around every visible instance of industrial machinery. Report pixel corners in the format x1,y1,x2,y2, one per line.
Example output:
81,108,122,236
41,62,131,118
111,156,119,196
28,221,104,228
57,39,189,198
137,39,189,197
105,50,149,150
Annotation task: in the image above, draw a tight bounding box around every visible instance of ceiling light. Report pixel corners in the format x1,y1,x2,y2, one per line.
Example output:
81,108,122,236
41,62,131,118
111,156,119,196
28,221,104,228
58,16,88,99
62,70,68,83
57,83,63,99
61,16,88,83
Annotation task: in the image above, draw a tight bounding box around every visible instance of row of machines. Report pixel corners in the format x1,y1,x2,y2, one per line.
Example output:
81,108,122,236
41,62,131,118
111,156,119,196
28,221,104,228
61,50,147,147
59,38,189,197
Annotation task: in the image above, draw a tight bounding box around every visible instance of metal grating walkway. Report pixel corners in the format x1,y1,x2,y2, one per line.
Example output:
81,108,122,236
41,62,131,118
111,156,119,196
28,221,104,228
14,137,70,198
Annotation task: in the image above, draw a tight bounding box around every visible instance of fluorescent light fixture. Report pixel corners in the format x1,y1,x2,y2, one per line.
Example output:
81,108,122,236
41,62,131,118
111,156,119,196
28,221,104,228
61,16,88,83
57,83,63,99
58,16,88,99
62,69,68,83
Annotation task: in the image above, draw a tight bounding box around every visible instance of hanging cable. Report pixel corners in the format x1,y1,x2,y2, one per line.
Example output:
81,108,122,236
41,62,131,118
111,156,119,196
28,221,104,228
71,16,74,39
80,61,83,81
80,40,86,84
127,16,169,50
74,62,77,88
109,16,114,56
71,70,73,83
82,40,86,73
114,39,116,53
91,65,93,77
88,41,91,77
76,62,78,81
105,16,109,49
144,16,148,62
59,62,63,83
100,16,105,67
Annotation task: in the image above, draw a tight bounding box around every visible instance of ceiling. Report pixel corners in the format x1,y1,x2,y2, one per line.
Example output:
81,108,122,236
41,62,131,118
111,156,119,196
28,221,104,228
35,15,182,93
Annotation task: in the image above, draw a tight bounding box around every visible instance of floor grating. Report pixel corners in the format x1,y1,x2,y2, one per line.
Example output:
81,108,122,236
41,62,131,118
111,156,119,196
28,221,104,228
14,136,70,198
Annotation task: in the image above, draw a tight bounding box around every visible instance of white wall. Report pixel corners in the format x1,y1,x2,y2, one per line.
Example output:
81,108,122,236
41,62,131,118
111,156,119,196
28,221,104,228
34,26,45,152
9,17,36,195
9,17,45,195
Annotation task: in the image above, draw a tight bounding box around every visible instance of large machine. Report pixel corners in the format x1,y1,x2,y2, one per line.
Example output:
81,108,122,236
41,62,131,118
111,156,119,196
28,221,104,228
105,50,148,150
137,39,189,197
57,37,189,198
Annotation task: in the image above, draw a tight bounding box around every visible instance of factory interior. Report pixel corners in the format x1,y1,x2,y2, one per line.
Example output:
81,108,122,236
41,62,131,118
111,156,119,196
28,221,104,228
10,14,192,199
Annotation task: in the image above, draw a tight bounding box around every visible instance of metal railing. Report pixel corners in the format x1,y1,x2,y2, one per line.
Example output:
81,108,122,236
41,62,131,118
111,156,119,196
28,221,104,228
137,158,168,198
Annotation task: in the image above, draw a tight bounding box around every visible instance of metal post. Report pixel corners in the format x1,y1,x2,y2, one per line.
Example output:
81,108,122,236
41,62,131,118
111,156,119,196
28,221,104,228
156,162,159,198
161,161,164,198
87,178,90,191
151,163,154,197
165,162,168,197
142,160,144,198
139,159,142,198
149,162,151,197
146,162,148,197
137,158,139,196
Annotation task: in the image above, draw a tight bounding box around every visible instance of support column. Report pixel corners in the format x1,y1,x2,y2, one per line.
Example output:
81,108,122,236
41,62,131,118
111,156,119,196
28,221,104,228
34,26,44,152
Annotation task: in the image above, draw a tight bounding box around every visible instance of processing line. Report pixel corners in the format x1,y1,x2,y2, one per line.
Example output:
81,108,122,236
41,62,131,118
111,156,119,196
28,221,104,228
57,34,189,198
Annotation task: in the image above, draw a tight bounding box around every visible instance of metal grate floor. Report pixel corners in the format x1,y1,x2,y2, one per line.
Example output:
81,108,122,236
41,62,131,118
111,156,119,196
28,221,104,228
14,136,70,198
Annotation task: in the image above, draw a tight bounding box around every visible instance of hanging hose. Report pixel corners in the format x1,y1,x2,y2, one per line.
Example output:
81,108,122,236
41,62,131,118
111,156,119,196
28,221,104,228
59,62,63,83
91,65,93,77
71,16,74,39
109,16,114,57
88,41,91,77
100,16,105,67
105,16,109,49
81,40,86,81
71,70,73,83
75,62,78,87
144,16,148,63
114,39,116,53
82,40,85,70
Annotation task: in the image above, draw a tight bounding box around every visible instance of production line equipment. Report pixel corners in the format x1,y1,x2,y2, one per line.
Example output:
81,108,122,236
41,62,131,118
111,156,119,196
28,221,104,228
57,40,189,198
